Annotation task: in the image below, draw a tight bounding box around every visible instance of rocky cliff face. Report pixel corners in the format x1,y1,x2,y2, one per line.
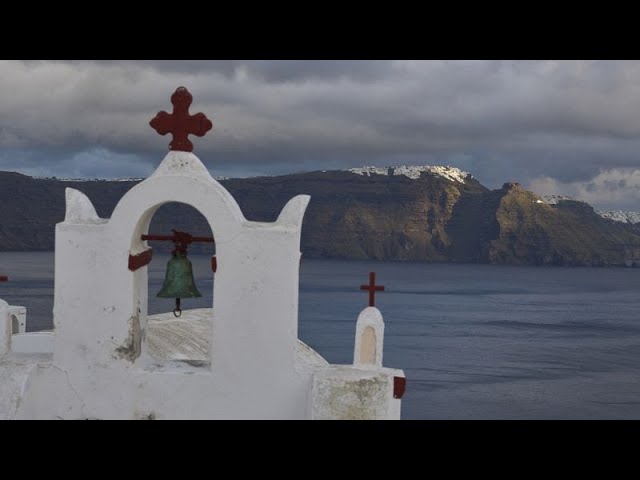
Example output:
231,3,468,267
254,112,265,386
486,183,640,266
2,168,640,266
226,168,487,261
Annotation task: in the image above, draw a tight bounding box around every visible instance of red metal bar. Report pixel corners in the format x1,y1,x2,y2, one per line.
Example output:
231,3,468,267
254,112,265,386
128,249,153,272
142,230,214,257
187,236,214,243
142,234,177,242
141,233,214,243
393,376,406,399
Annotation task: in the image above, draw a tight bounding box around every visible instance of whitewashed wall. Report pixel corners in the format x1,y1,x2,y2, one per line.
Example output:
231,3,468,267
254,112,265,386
2,150,405,420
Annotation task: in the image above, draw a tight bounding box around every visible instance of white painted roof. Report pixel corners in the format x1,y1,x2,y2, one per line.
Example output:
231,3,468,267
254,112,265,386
146,308,328,368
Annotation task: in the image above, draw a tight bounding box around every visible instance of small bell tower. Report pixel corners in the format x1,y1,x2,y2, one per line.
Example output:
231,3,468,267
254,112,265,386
4,86,405,420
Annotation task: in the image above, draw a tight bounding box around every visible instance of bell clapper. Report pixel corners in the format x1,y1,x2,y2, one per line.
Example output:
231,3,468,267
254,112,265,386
173,298,182,318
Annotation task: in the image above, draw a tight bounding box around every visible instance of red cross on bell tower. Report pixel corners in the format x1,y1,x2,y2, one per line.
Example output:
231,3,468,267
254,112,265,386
360,272,384,307
149,86,213,152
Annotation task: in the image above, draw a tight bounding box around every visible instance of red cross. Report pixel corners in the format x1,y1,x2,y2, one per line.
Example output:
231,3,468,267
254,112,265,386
149,86,213,152
360,272,384,307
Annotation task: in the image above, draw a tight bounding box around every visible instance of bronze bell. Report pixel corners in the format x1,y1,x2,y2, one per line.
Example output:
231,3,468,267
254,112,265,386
157,251,202,317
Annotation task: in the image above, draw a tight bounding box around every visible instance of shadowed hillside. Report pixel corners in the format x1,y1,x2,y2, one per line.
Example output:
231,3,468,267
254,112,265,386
2,169,640,266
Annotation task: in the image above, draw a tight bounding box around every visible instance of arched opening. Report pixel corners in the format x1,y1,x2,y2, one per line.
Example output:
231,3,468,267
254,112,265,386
11,315,19,334
142,202,216,367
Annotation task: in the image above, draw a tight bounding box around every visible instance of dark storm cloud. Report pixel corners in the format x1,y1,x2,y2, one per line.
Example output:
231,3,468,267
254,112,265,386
2,60,640,209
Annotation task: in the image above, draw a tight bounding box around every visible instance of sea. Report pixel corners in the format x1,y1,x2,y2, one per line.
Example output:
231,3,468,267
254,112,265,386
2,251,640,420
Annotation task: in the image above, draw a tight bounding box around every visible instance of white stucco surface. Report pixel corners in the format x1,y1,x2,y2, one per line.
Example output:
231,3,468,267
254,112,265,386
11,332,54,354
0,300,9,356
145,308,328,369
310,306,405,420
0,149,405,420
311,365,404,420
0,352,52,420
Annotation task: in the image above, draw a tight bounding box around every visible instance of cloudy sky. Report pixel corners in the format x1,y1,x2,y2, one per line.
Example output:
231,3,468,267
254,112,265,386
2,60,640,210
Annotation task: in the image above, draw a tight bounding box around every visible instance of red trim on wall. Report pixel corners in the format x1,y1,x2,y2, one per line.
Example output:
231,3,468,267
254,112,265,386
393,376,406,399
128,249,153,272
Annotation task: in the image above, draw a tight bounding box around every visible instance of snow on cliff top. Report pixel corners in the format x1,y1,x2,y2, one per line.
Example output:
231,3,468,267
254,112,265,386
538,194,640,224
348,165,471,183
36,176,145,182
35,175,230,182
541,194,575,205
540,195,640,224
598,210,640,224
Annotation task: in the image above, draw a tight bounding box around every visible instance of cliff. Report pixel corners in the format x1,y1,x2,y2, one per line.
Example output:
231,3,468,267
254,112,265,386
2,168,640,266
